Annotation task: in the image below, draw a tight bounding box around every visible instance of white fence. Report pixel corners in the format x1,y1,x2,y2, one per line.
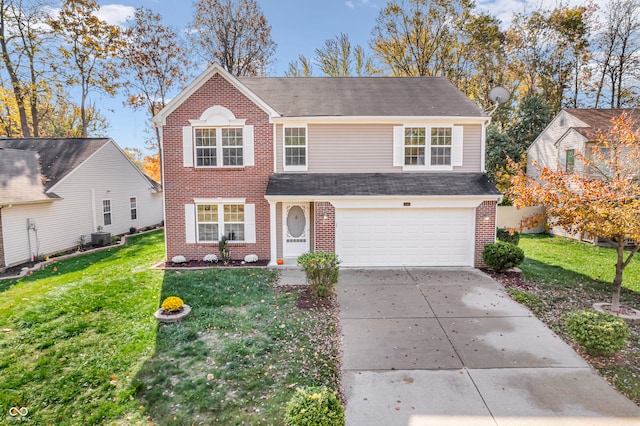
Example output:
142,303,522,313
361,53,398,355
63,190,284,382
496,206,546,234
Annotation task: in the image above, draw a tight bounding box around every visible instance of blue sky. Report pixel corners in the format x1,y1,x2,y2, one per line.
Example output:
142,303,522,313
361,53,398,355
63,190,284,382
92,0,576,153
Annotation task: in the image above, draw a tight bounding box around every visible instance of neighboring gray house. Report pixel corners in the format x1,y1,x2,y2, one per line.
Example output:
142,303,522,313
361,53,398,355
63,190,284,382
0,138,163,268
153,64,501,267
526,108,640,240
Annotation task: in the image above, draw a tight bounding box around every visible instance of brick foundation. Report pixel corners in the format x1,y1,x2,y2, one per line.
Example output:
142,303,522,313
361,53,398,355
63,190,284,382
474,200,497,267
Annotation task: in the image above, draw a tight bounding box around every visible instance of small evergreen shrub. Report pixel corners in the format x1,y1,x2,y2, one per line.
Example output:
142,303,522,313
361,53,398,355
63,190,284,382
285,386,344,426
482,241,524,273
297,251,341,297
565,309,630,355
219,236,231,264
496,228,520,245
161,296,184,313
129,227,137,234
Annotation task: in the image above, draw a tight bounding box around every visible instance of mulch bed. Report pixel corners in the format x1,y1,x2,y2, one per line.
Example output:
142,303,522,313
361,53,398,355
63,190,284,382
481,268,535,291
160,259,270,269
278,285,337,310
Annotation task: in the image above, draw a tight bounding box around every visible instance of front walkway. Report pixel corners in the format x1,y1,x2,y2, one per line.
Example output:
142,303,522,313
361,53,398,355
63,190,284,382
335,268,640,426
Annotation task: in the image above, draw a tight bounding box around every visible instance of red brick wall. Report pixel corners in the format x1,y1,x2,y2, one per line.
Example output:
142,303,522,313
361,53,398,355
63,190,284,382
163,73,272,262
474,200,497,267
314,202,335,252
0,208,5,268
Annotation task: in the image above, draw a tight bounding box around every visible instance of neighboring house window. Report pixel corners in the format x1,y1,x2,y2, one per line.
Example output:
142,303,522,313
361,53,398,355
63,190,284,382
430,127,452,166
565,149,575,173
196,203,245,242
404,127,426,165
103,199,112,226
284,127,307,169
130,197,137,220
194,127,243,167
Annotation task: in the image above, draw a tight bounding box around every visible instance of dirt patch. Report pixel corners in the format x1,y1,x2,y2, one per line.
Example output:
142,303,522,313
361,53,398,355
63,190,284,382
278,285,337,310
482,268,536,291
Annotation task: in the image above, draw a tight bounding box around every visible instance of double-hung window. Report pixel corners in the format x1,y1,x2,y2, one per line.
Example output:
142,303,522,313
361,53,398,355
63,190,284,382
404,128,426,166
284,127,307,170
196,203,245,242
395,125,461,170
130,197,137,220
194,127,243,167
430,127,452,166
103,199,112,226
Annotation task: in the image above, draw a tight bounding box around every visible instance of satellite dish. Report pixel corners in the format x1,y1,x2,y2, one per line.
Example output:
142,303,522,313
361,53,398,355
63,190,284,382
489,86,510,104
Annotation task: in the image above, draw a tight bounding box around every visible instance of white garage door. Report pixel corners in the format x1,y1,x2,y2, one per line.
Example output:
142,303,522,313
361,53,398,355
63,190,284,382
335,208,474,267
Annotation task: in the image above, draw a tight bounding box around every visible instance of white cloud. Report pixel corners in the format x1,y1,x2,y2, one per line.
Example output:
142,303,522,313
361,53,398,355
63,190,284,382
346,1,355,8
477,0,585,27
95,4,135,26
346,0,376,10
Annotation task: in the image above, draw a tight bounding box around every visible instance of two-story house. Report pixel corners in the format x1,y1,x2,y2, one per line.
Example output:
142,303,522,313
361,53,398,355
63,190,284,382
153,64,500,267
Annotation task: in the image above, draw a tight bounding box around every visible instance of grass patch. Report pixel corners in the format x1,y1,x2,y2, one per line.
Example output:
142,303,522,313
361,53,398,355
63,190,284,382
0,231,340,425
504,234,640,404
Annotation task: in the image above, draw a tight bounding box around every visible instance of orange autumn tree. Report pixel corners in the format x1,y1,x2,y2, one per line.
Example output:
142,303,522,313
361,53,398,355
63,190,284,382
143,153,161,183
508,113,640,312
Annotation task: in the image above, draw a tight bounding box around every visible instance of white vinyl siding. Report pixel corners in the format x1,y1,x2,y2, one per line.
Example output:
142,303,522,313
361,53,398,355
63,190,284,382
1,141,163,267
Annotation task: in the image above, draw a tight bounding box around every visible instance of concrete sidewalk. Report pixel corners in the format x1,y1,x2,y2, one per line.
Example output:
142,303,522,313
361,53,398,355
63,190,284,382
336,268,640,426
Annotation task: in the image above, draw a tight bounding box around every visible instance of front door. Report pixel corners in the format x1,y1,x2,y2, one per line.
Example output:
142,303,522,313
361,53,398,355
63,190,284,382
283,203,310,257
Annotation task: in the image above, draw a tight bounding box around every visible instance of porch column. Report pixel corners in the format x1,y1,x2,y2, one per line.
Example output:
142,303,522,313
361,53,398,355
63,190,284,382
268,201,277,266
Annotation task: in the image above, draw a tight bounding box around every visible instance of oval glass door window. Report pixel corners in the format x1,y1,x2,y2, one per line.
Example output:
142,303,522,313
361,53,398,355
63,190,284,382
287,206,306,238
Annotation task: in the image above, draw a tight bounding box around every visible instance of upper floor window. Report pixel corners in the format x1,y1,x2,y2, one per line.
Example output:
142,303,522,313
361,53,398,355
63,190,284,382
394,125,462,170
130,197,137,220
565,149,575,173
284,127,307,170
103,199,112,226
195,127,243,167
430,127,452,166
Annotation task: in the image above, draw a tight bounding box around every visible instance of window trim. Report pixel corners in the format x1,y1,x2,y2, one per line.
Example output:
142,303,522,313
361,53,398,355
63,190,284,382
283,126,308,171
102,199,112,226
194,199,247,243
401,125,455,171
193,126,244,168
130,196,137,220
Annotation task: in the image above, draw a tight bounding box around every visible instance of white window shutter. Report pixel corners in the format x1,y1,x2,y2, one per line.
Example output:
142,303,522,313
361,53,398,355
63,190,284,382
452,125,464,167
244,203,256,243
185,204,196,243
183,126,194,167
393,126,404,167
244,125,254,166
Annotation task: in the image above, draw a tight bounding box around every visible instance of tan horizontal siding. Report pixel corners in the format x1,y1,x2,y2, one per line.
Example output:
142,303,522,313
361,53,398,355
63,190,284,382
457,124,482,172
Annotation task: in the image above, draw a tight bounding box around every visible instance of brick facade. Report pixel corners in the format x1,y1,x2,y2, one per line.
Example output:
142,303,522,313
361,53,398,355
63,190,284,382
163,73,272,262
314,202,335,252
474,200,497,267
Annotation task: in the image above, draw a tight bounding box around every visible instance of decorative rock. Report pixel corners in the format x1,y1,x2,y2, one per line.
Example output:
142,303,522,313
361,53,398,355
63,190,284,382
171,255,187,264
244,254,259,263
203,254,218,263
154,304,192,323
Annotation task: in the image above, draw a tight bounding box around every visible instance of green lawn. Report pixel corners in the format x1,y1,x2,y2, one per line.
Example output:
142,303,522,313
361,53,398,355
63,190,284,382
514,234,640,403
0,231,340,425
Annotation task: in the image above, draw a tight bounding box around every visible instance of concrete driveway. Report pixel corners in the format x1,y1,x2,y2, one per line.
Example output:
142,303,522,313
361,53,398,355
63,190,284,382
336,268,640,426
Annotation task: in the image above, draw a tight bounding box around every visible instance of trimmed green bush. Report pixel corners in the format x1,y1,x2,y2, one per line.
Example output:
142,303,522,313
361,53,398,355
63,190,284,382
482,241,524,273
565,309,630,355
285,386,344,426
496,228,520,245
297,251,341,297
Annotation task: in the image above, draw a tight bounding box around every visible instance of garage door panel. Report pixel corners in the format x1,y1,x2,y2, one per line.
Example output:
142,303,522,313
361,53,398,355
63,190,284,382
335,208,474,267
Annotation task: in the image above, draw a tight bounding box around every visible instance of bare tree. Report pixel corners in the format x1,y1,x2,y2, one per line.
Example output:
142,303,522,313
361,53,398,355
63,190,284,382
49,0,124,137
188,0,275,76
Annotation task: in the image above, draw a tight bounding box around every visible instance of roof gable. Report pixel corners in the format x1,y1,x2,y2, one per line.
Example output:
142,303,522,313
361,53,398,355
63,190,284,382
564,108,640,132
0,138,110,190
0,147,50,204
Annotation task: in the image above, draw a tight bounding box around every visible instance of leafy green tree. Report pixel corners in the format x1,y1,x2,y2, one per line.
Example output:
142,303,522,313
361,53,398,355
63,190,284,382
506,94,553,155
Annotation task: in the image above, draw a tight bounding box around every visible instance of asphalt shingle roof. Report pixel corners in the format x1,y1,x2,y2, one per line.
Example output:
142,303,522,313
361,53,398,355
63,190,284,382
266,173,500,197
0,148,50,204
0,138,110,190
239,77,487,118
565,108,640,132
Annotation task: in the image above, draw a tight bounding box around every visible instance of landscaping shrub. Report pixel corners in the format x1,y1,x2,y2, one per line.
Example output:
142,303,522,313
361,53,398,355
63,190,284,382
297,251,341,297
565,309,629,355
219,236,231,264
285,386,344,426
482,242,524,273
129,226,137,234
496,228,520,245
